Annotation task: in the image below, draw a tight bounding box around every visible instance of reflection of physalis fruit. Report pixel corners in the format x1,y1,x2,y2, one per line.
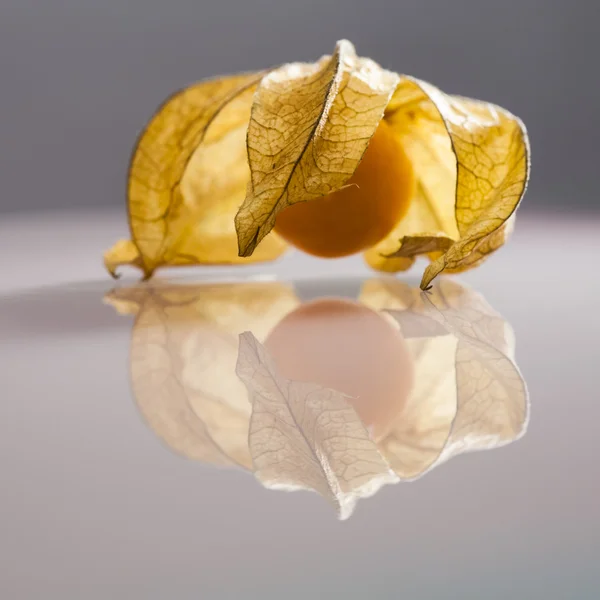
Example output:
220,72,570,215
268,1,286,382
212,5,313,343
104,39,530,290
264,298,414,442
106,278,528,519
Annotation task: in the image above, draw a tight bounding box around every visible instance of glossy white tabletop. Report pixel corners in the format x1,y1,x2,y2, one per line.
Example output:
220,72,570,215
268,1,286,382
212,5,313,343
1,209,598,599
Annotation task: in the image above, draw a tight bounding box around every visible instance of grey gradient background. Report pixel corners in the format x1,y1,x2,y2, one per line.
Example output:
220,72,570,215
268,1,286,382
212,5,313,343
1,0,598,214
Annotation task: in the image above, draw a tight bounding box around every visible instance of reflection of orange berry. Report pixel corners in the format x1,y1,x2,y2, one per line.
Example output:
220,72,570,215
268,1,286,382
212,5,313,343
273,120,414,258
264,298,414,442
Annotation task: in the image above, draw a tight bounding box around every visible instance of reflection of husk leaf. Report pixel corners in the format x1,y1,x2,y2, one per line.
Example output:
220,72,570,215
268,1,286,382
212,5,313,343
106,277,528,518
105,282,300,468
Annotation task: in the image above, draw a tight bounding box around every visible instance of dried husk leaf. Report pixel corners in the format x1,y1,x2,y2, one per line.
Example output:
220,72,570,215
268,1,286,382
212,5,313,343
104,282,299,466
237,331,397,520
235,40,400,256
367,79,529,289
105,72,287,279
106,41,529,286
104,240,144,278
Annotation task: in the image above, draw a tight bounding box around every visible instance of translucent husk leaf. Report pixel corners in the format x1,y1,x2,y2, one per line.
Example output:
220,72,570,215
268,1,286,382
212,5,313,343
104,282,300,466
367,79,529,289
236,331,398,520
235,40,400,256
104,72,287,279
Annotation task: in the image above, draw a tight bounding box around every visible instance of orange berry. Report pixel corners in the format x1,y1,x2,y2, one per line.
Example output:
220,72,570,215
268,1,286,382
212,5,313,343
273,119,414,258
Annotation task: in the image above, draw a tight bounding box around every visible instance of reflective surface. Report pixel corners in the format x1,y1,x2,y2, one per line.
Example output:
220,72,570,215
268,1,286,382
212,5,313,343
1,212,599,599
